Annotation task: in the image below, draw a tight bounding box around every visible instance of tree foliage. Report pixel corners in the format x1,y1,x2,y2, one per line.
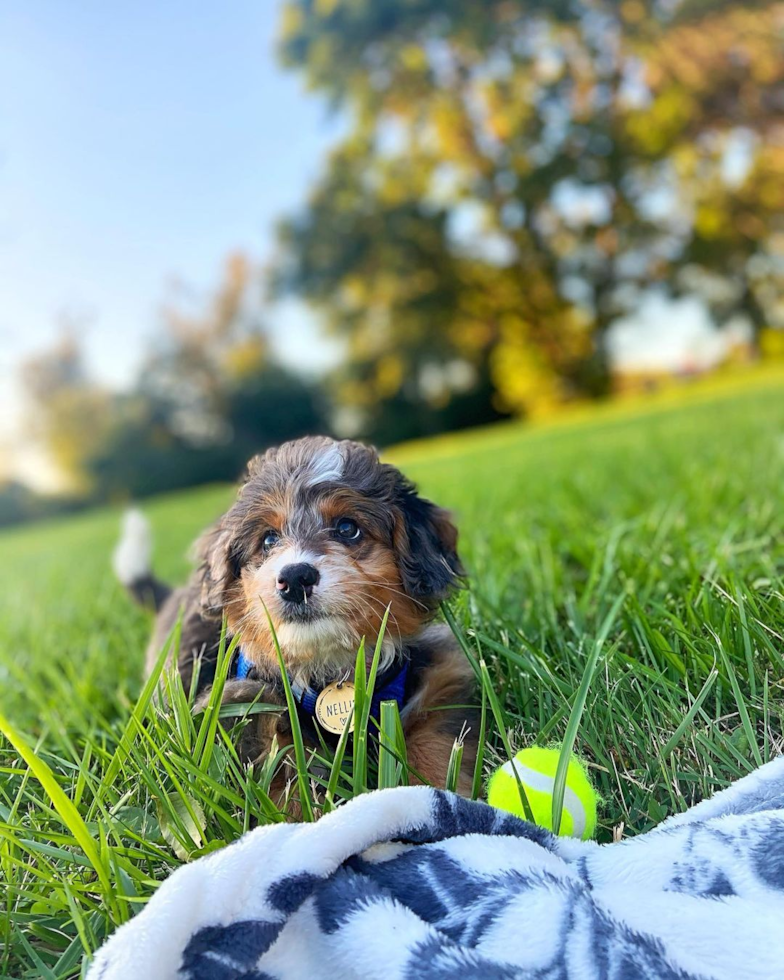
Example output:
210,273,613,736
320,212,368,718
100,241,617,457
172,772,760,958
21,332,113,493
21,255,329,504
276,0,784,420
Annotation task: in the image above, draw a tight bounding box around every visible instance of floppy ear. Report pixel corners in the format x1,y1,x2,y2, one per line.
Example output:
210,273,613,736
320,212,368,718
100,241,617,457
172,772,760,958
195,455,264,615
195,517,243,617
396,489,463,606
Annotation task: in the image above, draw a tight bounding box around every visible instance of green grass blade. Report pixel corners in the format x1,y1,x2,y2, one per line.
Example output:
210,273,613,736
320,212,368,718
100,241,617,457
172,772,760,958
261,601,315,822
714,630,763,768
551,592,625,835
0,716,114,903
470,681,487,801
445,737,464,794
479,659,534,823
351,638,368,796
441,601,482,682
353,607,390,796
377,700,402,790
101,616,181,792
324,705,355,810
661,669,718,760
193,623,241,768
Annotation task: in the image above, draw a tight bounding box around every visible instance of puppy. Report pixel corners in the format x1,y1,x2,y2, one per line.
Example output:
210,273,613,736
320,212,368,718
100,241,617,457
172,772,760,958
114,436,477,806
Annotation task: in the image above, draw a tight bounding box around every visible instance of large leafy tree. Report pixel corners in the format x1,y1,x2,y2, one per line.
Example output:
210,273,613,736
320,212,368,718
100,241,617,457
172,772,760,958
276,0,784,421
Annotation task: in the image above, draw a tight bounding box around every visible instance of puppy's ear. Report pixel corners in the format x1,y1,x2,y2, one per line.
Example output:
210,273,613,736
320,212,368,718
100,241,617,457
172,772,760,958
195,519,241,617
396,489,463,606
194,454,264,615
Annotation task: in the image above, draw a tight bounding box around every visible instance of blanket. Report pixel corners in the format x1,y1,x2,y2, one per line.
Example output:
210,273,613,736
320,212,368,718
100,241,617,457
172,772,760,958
88,757,784,979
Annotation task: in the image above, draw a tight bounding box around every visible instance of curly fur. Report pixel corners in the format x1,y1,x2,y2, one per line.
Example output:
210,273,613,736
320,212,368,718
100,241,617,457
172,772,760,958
118,436,477,799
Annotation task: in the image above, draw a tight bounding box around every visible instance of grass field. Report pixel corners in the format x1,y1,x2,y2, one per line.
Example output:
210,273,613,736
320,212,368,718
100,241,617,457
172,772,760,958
1,376,784,977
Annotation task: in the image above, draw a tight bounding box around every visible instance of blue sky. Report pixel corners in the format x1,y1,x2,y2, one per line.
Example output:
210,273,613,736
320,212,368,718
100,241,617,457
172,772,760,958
0,1,340,479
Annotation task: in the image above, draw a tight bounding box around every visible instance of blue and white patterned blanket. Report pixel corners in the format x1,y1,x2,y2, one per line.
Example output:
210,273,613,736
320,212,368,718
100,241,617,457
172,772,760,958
89,757,784,979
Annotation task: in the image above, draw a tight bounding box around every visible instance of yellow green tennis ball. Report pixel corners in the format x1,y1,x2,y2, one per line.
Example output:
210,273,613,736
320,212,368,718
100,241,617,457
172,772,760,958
487,746,598,840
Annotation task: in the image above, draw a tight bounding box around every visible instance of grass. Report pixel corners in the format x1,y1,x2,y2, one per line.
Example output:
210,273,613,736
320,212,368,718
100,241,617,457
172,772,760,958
1,374,784,977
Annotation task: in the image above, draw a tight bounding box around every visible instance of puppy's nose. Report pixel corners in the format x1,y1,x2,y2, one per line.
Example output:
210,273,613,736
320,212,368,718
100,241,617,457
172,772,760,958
276,563,320,603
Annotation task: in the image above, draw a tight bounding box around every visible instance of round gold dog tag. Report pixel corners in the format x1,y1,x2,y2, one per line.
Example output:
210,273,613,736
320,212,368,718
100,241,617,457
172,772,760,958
315,681,355,735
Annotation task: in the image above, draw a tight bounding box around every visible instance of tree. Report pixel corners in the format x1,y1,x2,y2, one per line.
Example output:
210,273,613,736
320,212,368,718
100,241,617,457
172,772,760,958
86,254,329,499
276,0,784,419
275,141,514,440
143,252,269,446
18,255,330,505
626,2,784,339
20,331,113,493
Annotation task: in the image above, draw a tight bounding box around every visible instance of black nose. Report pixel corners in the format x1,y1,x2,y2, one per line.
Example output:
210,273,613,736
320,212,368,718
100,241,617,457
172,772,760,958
276,563,320,603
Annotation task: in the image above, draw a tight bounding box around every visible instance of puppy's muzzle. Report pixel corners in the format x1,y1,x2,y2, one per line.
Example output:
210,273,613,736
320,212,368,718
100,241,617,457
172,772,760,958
277,563,320,604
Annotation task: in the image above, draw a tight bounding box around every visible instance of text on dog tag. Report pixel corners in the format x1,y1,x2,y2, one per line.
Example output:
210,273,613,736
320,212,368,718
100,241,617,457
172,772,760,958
315,681,355,735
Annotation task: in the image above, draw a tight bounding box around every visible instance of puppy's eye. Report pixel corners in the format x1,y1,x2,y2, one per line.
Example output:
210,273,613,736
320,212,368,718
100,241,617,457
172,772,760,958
335,517,361,541
261,530,280,553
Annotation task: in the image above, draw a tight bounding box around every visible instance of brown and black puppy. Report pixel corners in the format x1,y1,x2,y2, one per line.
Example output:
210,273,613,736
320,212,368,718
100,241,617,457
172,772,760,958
114,436,477,806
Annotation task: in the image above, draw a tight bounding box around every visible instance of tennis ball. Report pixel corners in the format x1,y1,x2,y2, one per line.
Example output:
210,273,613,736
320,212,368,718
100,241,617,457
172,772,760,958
487,746,597,840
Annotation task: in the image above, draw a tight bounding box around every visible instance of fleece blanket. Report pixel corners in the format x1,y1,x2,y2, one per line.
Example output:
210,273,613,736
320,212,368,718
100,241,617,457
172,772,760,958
89,757,784,980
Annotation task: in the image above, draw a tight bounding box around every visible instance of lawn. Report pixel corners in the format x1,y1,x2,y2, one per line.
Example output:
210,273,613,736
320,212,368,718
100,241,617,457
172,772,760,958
1,375,784,978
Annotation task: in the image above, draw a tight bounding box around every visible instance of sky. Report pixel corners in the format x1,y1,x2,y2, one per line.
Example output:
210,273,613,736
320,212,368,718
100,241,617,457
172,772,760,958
609,292,751,374
0,1,341,484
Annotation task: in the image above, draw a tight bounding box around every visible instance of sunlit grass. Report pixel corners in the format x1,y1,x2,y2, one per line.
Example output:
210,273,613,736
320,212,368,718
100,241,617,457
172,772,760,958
1,376,783,977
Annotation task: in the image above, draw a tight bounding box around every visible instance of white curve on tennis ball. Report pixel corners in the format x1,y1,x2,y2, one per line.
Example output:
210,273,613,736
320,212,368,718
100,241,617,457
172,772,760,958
501,758,586,839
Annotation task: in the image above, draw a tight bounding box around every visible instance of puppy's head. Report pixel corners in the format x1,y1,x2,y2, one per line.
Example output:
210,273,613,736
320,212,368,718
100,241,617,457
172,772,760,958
197,436,462,683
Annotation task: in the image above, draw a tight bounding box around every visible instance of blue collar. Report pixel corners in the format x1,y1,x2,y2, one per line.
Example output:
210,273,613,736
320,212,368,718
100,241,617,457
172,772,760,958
234,648,256,681
232,648,409,725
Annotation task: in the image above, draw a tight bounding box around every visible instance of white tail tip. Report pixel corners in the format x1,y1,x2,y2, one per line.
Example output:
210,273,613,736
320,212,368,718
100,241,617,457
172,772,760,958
112,508,152,585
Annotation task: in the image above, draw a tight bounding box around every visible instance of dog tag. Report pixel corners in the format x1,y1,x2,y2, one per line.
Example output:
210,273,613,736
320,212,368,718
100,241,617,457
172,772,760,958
315,681,355,735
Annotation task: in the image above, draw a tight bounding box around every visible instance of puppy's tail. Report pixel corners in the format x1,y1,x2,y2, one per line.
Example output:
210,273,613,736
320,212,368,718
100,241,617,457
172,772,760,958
112,508,172,611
